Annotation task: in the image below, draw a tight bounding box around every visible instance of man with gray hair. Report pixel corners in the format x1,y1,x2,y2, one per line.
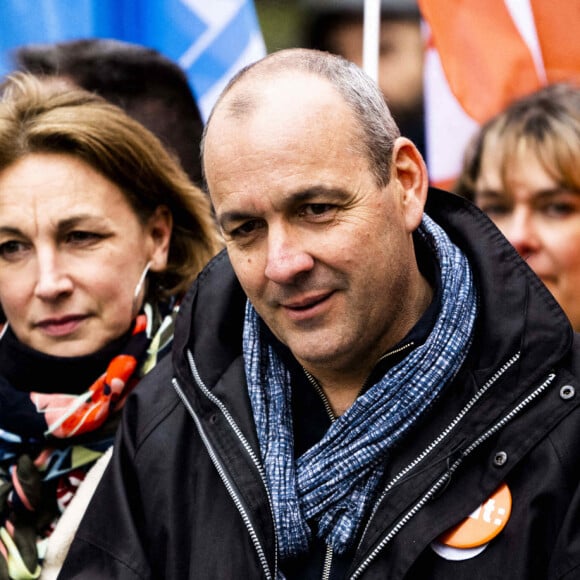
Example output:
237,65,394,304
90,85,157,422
60,48,580,579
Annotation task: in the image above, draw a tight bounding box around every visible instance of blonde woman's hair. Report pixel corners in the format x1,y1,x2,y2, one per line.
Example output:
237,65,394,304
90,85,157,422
0,73,222,304
455,83,580,200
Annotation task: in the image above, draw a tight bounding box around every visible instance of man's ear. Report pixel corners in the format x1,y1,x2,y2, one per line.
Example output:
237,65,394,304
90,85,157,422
146,205,173,271
391,137,429,232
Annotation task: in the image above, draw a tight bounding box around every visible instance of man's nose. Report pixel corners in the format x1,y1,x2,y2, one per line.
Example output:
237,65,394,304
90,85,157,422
264,226,314,284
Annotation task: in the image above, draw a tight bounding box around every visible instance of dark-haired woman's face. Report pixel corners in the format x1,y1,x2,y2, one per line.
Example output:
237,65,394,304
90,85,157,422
474,145,580,330
0,152,171,356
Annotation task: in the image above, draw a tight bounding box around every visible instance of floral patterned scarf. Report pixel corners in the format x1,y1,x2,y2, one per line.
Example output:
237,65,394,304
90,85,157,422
0,304,176,579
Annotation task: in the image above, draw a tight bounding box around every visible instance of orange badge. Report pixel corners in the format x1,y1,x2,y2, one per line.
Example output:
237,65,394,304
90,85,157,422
439,483,512,549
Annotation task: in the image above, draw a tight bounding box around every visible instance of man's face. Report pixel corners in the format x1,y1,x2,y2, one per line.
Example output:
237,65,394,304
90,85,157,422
204,74,424,380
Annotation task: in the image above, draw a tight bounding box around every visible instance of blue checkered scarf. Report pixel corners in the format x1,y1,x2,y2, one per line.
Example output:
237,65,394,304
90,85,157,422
243,214,478,558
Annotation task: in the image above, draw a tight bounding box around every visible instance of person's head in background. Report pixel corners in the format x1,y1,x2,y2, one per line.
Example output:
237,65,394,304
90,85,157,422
301,0,425,156
13,38,205,187
0,73,221,357
455,83,580,330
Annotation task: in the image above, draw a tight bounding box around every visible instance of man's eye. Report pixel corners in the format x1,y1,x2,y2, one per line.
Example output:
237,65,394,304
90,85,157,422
231,220,263,238
300,204,335,217
0,240,28,261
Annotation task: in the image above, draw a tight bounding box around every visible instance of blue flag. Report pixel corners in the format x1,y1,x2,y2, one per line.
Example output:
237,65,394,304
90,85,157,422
0,0,266,121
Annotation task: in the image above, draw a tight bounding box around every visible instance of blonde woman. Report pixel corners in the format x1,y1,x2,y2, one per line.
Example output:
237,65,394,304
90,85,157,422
456,83,580,330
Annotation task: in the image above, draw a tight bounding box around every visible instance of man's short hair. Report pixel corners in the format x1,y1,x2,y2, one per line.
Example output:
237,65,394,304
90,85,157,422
204,48,401,188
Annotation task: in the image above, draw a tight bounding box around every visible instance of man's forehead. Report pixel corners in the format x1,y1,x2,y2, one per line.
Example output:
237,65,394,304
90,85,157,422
215,71,340,125
206,85,355,166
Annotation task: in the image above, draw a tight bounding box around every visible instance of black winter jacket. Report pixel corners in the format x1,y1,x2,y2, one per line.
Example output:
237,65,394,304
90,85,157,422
59,189,580,579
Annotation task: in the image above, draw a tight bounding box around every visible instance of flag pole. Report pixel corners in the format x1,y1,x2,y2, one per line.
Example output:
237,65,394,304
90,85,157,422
362,0,380,83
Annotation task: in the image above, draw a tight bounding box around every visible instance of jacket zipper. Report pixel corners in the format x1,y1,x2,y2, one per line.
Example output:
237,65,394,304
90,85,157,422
303,341,416,580
303,368,336,422
360,350,521,540
172,350,279,580
302,369,336,580
322,545,334,580
303,341,416,420
351,364,555,579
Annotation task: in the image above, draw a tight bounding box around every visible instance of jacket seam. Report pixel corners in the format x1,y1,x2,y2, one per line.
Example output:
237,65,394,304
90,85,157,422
69,536,146,579
554,559,580,579
132,391,182,456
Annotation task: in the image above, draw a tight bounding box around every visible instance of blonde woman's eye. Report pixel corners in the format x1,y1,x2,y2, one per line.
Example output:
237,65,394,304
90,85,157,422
543,202,576,218
479,204,511,217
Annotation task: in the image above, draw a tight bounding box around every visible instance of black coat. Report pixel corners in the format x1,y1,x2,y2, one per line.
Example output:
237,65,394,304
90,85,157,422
59,189,580,579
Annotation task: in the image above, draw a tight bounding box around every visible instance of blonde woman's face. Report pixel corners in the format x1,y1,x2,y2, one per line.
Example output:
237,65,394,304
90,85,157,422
0,153,171,356
474,145,580,330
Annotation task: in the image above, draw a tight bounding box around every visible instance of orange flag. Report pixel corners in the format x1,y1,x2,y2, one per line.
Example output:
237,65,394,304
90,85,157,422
418,0,580,190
